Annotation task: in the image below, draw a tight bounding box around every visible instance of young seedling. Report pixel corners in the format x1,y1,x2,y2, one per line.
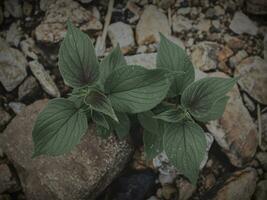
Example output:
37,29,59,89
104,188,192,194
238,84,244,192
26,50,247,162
138,34,236,184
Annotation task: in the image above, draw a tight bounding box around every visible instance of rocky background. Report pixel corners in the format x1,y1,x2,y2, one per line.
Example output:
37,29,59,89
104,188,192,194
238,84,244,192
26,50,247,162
0,0,267,200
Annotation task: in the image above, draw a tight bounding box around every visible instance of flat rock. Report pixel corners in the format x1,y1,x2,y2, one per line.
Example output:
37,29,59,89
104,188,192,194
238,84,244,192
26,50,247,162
235,56,267,104
29,60,60,98
191,41,221,71
18,76,40,100
210,168,258,200
172,15,193,33
0,37,27,91
0,100,133,200
229,11,258,35
207,72,258,167
35,0,102,43
254,180,267,200
6,21,23,47
136,5,171,45
8,102,26,115
108,22,135,54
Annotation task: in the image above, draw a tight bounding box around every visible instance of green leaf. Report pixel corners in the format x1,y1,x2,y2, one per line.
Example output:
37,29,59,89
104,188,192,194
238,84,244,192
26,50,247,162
99,45,126,85
163,120,207,184
59,21,99,88
181,77,236,119
32,98,88,157
153,108,185,123
84,90,118,122
157,33,195,96
143,129,163,160
111,112,130,139
195,96,230,122
137,111,159,134
105,65,171,113
91,111,110,129
95,125,111,139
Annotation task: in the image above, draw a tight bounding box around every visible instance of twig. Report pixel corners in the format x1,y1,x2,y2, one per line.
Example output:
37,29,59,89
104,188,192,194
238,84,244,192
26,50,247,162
257,104,262,148
95,0,114,57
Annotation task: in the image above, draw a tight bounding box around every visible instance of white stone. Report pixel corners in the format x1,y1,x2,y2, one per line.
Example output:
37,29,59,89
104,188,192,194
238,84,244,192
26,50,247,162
172,15,193,33
6,21,23,47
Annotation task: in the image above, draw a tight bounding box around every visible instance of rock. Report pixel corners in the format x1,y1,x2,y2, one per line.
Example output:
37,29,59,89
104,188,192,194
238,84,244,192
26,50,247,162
107,171,157,200
207,72,258,167
39,0,56,12
172,15,193,33
165,35,185,49
4,0,22,18
243,93,256,111
264,34,267,60
210,168,257,200
191,41,221,71
229,11,258,35
136,5,171,45
177,7,191,15
0,108,11,128
125,53,157,69
8,102,26,114
20,37,39,60
159,173,176,185
22,1,32,16
261,112,267,144
0,164,17,193
176,178,196,200
18,76,39,100
108,22,135,54
157,0,175,9
254,180,267,200
214,5,225,16
205,7,216,19
235,56,267,104
256,152,267,171
35,0,102,43
0,38,27,92
1,100,133,200
78,0,93,3
229,50,248,68
6,21,23,47
29,60,60,98
203,173,216,190
225,35,244,51
246,0,267,15
218,46,234,62
194,19,211,32
136,45,148,54
162,184,177,199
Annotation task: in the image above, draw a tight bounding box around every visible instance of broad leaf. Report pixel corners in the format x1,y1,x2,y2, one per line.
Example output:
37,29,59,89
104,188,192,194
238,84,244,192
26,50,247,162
163,120,206,184
91,111,110,129
195,96,229,122
143,129,163,160
59,21,99,88
157,33,194,96
111,112,130,139
137,111,159,134
105,65,171,113
153,108,185,123
32,98,88,157
99,45,126,85
181,77,236,119
84,90,118,122
96,125,111,139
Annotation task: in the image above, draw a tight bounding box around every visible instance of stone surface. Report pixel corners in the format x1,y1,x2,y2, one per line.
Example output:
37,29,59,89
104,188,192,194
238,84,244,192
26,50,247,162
207,72,258,167
211,168,258,200
229,11,258,35
254,180,267,200
246,0,267,15
8,102,26,115
18,76,39,100
191,41,221,71
0,108,11,128
172,15,193,33
0,164,17,193
225,35,244,51
6,21,23,47
235,56,267,104
256,152,267,171
1,100,133,200
157,0,175,9
0,7,3,25
4,0,22,18
176,178,196,200
39,0,56,12
243,93,255,111
0,38,27,91
218,46,233,62
35,0,102,43
194,19,211,32
125,53,157,69
136,5,171,45
264,34,267,60
108,22,135,54
20,37,39,60
28,60,60,98
229,50,248,68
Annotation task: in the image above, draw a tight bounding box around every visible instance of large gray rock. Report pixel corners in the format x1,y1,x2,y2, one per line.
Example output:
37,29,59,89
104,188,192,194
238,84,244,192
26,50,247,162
1,100,133,200
136,5,171,45
207,72,258,167
0,38,27,91
229,11,258,35
235,56,267,105
211,168,258,200
35,0,102,43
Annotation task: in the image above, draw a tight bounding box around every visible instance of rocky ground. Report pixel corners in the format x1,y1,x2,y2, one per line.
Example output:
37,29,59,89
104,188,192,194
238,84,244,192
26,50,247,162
0,0,267,200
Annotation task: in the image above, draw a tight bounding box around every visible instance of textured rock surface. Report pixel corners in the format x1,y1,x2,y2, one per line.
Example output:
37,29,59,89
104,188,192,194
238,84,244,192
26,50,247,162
235,56,267,105
34,0,102,43
136,5,171,45
0,38,27,91
172,15,193,33
18,76,39,100
207,72,258,167
125,53,156,69
254,180,267,200
210,168,258,200
1,100,133,200
246,0,267,15
108,22,135,54
0,164,17,193
0,108,11,128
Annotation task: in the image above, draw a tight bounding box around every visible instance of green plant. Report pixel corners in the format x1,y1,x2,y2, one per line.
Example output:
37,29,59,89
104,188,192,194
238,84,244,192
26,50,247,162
32,22,236,184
